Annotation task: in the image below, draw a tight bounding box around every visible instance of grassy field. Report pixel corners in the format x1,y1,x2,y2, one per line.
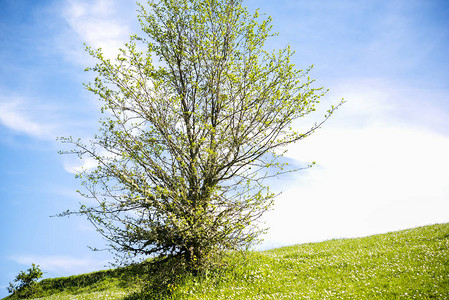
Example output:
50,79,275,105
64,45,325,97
3,223,448,299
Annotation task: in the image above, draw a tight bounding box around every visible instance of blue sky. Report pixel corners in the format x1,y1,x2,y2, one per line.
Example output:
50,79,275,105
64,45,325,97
1,0,449,296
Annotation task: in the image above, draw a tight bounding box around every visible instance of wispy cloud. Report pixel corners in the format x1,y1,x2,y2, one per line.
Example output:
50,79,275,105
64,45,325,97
60,0,135,62
62,148,122,174
328,78,449,134
0,99,54,140
63,156,99,174
10,255,109,275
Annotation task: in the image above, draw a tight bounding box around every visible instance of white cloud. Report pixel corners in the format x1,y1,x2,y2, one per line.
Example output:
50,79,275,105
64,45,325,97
0,99,54,140
262,125,449,249
63,148,122,174
61,0,135,61
260,79,449,249
328,78,449,134
10,255,109,275
63,156,99,174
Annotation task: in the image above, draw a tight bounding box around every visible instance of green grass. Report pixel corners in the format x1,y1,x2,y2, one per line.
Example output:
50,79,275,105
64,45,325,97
4,223,449,299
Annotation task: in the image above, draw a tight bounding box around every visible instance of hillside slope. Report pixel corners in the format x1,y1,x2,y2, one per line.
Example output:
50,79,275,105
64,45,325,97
3,223,449,299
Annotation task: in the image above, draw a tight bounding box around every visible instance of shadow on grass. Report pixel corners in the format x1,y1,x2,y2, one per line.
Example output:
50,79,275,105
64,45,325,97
13,256,189,300
31,264,145,298
5,256,193,300
122,256,191,300
123,251,254,299
6,252,247,300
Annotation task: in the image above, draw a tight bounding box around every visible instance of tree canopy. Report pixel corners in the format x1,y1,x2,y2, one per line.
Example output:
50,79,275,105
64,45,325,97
60,0,341,272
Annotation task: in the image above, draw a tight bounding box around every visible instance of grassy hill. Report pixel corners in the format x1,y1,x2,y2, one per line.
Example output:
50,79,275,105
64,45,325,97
4,223,449,299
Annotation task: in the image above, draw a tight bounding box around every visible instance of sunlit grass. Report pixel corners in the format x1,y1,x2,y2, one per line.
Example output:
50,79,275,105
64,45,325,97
166,223,449,299
33,289,129,300
4,223,448,299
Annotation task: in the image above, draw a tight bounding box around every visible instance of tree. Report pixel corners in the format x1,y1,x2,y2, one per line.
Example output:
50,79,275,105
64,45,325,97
60,0,341,273
7,264,43,298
